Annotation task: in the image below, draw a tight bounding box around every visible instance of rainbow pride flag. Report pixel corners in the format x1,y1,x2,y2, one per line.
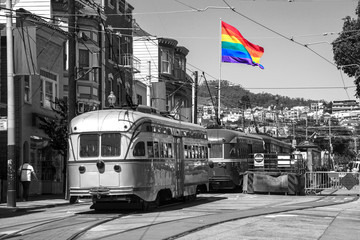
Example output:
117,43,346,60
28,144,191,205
221,21,264,69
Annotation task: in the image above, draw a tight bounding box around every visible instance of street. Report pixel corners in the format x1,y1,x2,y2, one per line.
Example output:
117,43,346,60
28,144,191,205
0,193,358,240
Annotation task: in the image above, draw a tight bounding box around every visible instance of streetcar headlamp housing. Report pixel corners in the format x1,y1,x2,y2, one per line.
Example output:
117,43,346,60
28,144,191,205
114,164,121,172
79,165,86,174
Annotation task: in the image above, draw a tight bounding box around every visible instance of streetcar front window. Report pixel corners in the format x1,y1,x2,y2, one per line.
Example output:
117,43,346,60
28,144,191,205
80,134,99,157
209,144,222,158
101,133,120,157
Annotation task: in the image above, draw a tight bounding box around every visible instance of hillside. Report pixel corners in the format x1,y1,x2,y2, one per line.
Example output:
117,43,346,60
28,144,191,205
198,80,316,109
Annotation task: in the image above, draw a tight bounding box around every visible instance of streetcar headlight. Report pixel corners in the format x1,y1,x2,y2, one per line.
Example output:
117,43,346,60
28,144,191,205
79,165,86,174
114,164,121,172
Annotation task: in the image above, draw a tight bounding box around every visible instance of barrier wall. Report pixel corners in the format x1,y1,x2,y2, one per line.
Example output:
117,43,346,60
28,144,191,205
243,171,304,195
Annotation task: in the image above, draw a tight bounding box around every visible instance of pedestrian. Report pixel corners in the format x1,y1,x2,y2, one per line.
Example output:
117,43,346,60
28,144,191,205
18,160,38,201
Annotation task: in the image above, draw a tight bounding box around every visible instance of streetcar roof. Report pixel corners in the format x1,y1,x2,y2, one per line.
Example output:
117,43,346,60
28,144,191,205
70,109,206,133
260,134,292,147
207,128,263,143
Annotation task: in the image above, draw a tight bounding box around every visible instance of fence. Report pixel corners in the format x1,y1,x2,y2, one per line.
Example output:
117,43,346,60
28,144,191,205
305,171,360,195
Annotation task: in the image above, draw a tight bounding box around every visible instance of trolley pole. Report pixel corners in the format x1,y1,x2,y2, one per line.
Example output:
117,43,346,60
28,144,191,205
6,0,16,207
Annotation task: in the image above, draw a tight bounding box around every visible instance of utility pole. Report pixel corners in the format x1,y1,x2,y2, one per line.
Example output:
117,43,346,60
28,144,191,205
147,61,151,107
68,0,76,120
6,0,16,207
192,71,198,124
67,0,76,199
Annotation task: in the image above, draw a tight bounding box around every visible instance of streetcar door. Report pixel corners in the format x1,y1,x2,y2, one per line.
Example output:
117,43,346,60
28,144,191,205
174,136,184,197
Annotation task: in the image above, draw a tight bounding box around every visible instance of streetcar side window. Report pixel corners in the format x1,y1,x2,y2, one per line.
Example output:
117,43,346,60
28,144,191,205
147,142,154,157
163,143,168,158
101,133,120,157
154,142,159,158
195,146,199,158
159,142,164,158
168,143,173,158
80,134,99,157
133,141,145,156
184,145,189,158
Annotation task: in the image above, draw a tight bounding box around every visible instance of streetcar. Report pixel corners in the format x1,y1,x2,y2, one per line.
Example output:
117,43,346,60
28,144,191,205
68,106,209,210
207,128,264,191
261,134,292,154
207,128,294,191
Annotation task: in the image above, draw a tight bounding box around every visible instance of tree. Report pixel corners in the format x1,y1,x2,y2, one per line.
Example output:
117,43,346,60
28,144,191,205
38,98,68,195
333,0,360,97
38,98,68,156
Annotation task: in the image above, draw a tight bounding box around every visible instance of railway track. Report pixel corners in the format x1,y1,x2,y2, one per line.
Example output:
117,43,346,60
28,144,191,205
0,194,357,240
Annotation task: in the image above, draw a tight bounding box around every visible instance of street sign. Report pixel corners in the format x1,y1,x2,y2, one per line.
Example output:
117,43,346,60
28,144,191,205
254,153,264,167
340,173,359,190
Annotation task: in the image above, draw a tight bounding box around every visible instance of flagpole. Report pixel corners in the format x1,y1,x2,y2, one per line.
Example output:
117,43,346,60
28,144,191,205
218,18,222,125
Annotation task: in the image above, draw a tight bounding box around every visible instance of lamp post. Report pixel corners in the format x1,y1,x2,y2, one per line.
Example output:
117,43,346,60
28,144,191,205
107,91,116,108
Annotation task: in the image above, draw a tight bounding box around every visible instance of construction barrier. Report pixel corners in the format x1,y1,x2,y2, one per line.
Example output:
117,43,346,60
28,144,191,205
243,171,303,195
304,171,360,195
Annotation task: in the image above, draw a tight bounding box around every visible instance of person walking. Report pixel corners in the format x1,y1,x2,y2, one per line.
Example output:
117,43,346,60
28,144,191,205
18,160,38,201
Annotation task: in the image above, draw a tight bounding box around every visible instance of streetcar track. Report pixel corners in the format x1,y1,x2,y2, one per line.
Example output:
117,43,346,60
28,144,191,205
73,195,357,240
0,215,80,239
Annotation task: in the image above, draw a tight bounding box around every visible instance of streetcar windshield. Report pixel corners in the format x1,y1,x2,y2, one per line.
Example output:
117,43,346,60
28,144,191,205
79,133,121,158
209,144,223,158
80,134,99,157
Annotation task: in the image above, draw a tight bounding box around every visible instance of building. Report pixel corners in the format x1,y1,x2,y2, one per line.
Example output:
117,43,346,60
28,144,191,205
0,0,137,200
0,8,68,200
102,0,139,108
332,100,360,112
133,22,193,121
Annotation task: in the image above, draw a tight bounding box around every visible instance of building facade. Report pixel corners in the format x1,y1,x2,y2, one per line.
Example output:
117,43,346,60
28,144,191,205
0,8,68,200
133,24,193,121
0,0,137,200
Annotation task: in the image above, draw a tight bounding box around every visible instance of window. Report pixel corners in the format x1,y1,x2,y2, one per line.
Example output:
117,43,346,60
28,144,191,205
108,33,114,61
137,94,142,105
79,49,90,80
118,0,125,14
133,141,145,156
154,142,159,158
161,49,172,74
147,142,154,157
40,69,58,109
101,133,120,157
163,143,168,158
167,143,173,158
24,76,31,103
109,0,115,8
80,134,99,157
209,144,222,158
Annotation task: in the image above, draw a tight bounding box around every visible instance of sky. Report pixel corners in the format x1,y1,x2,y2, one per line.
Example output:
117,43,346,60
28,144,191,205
128,0,359,102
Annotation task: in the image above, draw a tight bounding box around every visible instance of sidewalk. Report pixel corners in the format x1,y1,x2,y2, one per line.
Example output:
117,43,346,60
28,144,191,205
0,195,70,218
